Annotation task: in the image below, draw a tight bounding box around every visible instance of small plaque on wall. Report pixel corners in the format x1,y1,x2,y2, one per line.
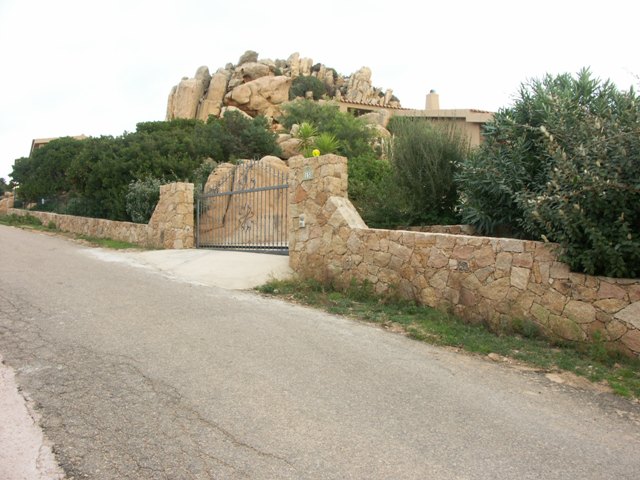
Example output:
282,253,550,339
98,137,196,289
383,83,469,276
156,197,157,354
303,166,314,181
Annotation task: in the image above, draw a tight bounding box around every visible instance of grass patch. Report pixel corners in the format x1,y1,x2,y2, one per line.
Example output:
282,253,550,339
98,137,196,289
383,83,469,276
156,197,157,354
257,277,640,399
0,213,47,228
74,235,141,250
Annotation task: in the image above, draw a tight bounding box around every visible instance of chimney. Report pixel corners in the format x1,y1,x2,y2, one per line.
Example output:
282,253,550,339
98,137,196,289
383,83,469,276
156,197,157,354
425,89,440,110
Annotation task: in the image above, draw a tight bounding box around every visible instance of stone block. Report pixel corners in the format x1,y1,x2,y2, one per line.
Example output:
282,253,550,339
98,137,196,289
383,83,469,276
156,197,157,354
473,246,496,268
414,235,436,249
400,232,417,248
549,315,587,342
452,244,475,260
594,298,628,314
435,235,457,250
429,270,450,290
347,233,363,253
515,291,536,313
550,262,570,279
534,244,557,262
540,289,566,315
444,287,460,304
597,281,627,300
479,277,510,301
457,272,480,291
606,320,628,341
571,284,597,302
495,252,513,270
614,301,640,329
498,239,525,253
510,266,530,290
551,279,571,296
568,272,586,286
427,248,449,268
629,285,640,302
563,300,596,324
621,330,640,353
512,253,534,268
389,255,405,270
389,241,412,261
460,288,477,306
474,266,493,284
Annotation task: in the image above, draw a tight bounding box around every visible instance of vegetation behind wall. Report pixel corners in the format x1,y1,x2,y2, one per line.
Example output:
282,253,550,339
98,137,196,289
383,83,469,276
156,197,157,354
457,69,640,278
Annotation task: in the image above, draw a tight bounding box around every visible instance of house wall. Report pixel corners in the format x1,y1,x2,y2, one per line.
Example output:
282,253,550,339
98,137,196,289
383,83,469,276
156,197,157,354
288,155,640,357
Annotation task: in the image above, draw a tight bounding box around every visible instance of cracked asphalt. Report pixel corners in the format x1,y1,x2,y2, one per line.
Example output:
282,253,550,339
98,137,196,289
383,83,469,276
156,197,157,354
1,225,640,479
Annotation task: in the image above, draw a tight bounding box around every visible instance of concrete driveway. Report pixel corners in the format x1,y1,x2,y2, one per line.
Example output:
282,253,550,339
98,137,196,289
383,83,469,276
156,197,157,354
84,247,293,290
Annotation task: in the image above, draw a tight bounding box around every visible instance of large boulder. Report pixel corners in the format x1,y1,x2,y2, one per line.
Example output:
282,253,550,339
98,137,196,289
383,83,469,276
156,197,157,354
345,67,373,103
166,51,402,122
220,106,254,120
197,70,230,120
224,75,292,117
277,136,302,159
236,62,272,82
166,66,211,120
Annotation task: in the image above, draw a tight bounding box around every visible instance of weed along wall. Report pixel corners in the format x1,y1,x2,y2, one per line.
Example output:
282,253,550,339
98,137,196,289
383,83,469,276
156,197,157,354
288,155,640,357
7,182,194,249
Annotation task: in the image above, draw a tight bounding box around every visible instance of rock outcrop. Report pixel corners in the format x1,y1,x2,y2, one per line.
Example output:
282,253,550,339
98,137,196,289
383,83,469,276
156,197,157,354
166,66,211,120
166,50,401,122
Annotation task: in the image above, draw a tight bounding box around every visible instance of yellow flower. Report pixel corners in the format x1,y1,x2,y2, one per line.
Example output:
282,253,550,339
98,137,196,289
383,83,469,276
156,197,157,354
312,149,321,157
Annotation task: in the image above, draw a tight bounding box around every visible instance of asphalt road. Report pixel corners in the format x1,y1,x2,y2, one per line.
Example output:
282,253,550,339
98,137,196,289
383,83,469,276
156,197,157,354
1,225,640,479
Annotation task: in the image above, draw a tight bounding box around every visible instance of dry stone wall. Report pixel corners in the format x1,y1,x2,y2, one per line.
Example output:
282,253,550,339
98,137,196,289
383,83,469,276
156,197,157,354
288,155,640,357
0,192,14,214
8,182,194,249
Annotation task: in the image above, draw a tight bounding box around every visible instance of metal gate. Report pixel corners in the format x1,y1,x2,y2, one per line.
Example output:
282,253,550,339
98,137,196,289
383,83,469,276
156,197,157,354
196,160,289,253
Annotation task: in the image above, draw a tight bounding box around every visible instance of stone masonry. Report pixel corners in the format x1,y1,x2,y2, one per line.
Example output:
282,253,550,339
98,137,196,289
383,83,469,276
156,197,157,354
0,192,14,214
7,182,194,249
288,155,640,357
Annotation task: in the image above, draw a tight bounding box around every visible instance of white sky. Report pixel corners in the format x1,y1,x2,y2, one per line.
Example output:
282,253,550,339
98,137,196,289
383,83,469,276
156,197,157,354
1,0,638,181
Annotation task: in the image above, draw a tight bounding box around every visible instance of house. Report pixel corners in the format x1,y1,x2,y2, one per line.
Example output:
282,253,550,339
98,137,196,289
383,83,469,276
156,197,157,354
337,91,493,147
29,135,87,156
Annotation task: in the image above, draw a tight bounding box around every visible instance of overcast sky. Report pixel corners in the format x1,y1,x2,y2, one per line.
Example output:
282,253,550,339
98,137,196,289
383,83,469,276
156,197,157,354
1,0,638,181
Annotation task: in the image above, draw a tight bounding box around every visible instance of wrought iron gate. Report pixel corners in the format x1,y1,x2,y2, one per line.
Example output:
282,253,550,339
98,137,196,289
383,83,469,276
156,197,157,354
196,160,289,253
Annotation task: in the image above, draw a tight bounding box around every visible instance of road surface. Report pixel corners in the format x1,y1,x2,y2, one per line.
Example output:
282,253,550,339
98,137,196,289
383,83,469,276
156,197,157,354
1,225,639,479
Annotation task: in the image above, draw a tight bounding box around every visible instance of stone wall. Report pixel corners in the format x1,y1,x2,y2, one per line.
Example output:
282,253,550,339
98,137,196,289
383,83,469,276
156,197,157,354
288,155,640,357
7,182,194,249
147,182,195,249
0,192,14,214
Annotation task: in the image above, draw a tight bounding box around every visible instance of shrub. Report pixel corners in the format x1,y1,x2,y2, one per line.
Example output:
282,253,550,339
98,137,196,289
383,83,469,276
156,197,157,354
312,132,341,156
191,158,218,194
294,122,318,156
279,100,375,159
289,75,328,100
387,117,469,225
457,69,640,277
125,177,165,223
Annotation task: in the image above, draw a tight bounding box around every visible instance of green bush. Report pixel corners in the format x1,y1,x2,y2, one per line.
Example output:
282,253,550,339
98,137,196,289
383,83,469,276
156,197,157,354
125,177,165,224
312,132,341,156
279,100,375,159
387,118,469,225
191,158,218,194
289,75,328,100
348,153,407,228
457,69,640,277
